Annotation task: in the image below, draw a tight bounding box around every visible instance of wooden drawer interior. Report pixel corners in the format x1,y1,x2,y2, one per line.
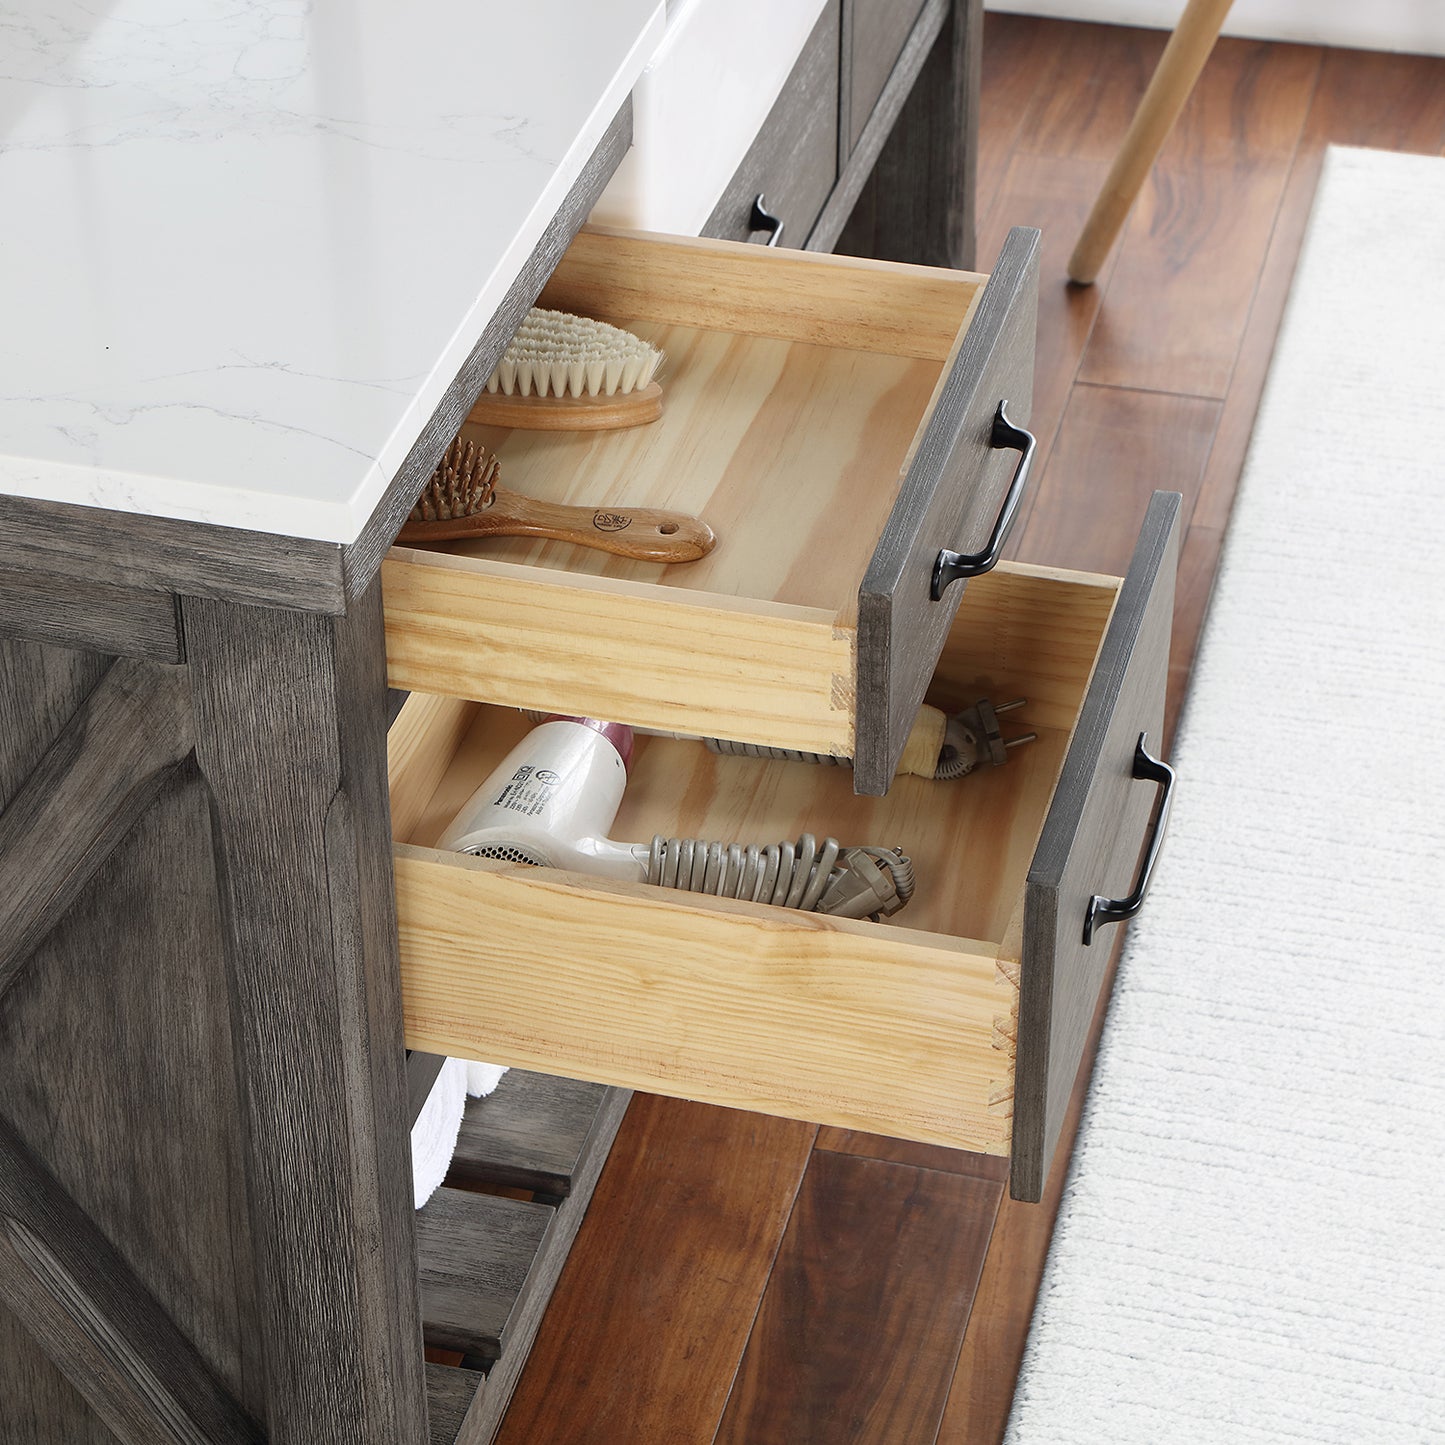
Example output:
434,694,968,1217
389,560,1120,1154
383,227,988,760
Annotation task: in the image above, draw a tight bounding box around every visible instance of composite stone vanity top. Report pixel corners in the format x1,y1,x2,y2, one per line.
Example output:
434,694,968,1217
0,0,664,545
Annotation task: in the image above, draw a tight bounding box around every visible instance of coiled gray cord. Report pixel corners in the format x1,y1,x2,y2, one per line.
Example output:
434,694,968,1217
646,833,914,919
703,739,847,767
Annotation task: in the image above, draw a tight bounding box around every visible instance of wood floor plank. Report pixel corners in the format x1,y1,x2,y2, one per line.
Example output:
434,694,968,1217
1078,38,1321,398
1015,20,1166,165
979,151,1116,548
1014,383,1218,577
815,1129,1010,1182
974,14,1079,225
1192,45,1445,536
1164,522,1225,749
935,929,1127,1445
493,1096,815,1445
714,1151,1001,1445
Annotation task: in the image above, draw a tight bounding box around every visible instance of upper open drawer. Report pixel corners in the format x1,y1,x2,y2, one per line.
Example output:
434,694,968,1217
382,224,1040,795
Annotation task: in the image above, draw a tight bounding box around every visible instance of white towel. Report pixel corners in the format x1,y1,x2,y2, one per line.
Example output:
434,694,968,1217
409,1058,509,1209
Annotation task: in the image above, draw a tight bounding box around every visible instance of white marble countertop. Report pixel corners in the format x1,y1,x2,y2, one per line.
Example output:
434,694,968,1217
0,0,664,544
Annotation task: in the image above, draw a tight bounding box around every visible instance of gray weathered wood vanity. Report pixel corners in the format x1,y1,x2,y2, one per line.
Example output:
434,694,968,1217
0,1,1178,1440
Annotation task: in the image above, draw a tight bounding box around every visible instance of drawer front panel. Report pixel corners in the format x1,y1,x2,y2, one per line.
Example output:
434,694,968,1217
1013,491,1183,1202
702,0,839,248
854,225,1039,794
844,0,930,156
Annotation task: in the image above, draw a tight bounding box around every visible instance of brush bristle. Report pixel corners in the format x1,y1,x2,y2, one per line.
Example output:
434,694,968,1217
484,308,663,399
409,436,499,522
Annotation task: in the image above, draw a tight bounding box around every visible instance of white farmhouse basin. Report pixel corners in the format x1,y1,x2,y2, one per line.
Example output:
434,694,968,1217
590,0,831,237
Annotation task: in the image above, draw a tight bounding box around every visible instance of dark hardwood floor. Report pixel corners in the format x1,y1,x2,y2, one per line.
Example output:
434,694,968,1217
494,18,1445,1445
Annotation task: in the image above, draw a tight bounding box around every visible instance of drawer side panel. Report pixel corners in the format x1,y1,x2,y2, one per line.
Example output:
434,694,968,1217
395,848,1014,1153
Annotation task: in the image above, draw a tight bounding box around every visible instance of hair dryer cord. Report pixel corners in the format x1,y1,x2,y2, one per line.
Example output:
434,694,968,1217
646,833,914,920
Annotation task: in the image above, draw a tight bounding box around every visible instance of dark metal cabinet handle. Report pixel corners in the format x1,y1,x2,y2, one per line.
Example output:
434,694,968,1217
931,400,1036,600
1083,733,1176,945
749,194,785,247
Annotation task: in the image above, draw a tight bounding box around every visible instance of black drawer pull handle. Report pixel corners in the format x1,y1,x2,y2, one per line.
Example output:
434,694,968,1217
931,400,1036,600
1083,733,1176,946
749,194,785,247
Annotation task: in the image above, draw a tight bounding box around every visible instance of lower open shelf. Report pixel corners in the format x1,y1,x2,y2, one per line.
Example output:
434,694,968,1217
415,1064,631,1444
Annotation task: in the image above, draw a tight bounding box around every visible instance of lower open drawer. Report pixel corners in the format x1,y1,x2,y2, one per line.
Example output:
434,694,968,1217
388,494,1181,1200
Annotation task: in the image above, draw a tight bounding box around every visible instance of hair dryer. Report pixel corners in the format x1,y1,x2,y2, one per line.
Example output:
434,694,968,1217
438,716,914,920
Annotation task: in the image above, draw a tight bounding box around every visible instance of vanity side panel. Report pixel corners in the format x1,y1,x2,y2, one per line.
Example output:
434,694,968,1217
0,637,264,1437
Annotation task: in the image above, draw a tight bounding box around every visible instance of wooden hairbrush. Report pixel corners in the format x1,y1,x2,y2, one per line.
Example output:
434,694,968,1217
399,435,716,563
467,309,664,431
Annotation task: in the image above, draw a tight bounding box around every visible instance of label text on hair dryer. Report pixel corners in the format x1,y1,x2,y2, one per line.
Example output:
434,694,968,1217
493,764,558,818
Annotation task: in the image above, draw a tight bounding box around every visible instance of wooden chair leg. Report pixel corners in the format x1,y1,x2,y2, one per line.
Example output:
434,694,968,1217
1067,0,1234,284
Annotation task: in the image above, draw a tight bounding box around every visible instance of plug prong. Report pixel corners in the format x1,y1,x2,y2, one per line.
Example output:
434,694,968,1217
1005,732,1038,750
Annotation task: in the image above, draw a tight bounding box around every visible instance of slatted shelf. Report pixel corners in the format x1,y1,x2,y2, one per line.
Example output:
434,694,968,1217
416,1066,632,1443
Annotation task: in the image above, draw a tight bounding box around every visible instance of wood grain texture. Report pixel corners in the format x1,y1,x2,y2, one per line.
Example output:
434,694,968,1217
936,928,1128,1445
0,648,263,1431
1066,0,1235,284
828,0,978,269
0,569,182,662
382,550,856,756
1077,36,1321,397
452,317,944,617
0,657,192,1003
815,1127,1011,1182
543,226,984,361
974,13,1089,218
0,1115,262,1445
1015,383,1217,578
844,0,929,155
395,843,1014,1152
715,1149,1002,1445
416,1189,555,1362
1014,491,1180,1202
0,494,349,615
703,0,838,247
979,153,1119,540
343,103,634,601
494,1096,816,1445
0,1301,118,1445
447,1070,622,1198
855,225,1038,792
426,1364,484,1445
186,583,425,1445
449,1082,630,1445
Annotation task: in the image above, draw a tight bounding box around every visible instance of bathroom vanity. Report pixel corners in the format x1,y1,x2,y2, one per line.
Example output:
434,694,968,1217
0,2,1177,1442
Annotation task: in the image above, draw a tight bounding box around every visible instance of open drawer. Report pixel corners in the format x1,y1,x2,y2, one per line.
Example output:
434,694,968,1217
382,223,1039,794
388,494,1180,1202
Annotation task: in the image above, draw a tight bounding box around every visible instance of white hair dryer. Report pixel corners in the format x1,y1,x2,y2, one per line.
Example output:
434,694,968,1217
439,716,914,920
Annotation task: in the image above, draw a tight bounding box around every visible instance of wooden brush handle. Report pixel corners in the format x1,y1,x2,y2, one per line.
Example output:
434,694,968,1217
399,486,716,563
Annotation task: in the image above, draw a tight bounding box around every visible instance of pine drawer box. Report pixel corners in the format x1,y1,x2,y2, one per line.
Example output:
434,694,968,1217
382,216,1181,1204
382,224,1041,797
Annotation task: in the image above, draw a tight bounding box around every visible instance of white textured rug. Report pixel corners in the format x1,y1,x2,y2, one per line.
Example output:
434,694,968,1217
1006,146,1445,1443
